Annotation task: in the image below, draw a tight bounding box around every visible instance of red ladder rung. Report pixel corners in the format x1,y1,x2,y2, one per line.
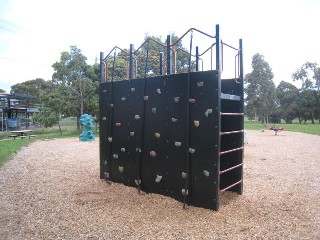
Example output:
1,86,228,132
220,180,242,192
220,147,243,155
219,163,243,175
220,130,244,135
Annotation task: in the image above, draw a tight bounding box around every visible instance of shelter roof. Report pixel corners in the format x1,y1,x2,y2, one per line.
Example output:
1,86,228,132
0,93,36,100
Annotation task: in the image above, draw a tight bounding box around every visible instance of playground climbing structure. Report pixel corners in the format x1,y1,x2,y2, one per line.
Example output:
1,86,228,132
99,25,244,210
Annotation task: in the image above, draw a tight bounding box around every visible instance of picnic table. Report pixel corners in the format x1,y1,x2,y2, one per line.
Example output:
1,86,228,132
9,130,36,140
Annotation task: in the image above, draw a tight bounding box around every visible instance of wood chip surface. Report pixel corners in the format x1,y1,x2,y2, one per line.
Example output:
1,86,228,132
0,130,319,239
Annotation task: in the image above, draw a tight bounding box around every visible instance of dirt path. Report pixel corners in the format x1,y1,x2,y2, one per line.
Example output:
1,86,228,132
0,130,319,239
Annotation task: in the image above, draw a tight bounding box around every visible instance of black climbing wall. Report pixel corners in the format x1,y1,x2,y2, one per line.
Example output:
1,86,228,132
100,71,243,210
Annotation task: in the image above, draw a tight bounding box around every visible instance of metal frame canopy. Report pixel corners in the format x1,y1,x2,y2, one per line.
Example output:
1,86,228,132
99,24,244,211
0,92,37,131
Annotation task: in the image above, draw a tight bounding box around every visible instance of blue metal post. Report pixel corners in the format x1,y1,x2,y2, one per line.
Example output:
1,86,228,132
215,24,221,72
100,52,104,83
214,23,221,211
129,44,134,80
239,39,243,81
195,46,199,71
166,35,172,75
160,52,163,75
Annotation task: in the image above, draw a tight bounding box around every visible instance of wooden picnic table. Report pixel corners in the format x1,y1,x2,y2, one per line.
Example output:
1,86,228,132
9,130,36,140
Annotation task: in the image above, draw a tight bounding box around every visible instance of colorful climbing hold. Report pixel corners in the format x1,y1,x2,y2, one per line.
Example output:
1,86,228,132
155,175,162,183
194,120,200,127
135,179,141,185
189,148,195,153
154,132,161,138
181,189,188,195
171,117,178,122
203,170,210,177
150,150,157,158
134,115,140,120
197,82,204,87
204,109,213,117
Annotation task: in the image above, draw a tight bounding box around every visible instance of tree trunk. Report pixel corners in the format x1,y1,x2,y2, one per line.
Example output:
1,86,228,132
58,120,62,135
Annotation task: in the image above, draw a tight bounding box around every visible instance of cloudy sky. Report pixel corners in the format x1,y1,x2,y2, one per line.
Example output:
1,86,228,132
0,0,319,92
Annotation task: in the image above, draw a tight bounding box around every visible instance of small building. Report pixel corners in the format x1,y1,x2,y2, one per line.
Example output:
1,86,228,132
0,93,39,132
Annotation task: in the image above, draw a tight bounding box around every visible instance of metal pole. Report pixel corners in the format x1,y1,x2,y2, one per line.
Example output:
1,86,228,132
159,52,163,75
166,35,172,75
195,46,199,71
99,52,105,83
239,39,243,81
215,24,221,72
129,44,134,80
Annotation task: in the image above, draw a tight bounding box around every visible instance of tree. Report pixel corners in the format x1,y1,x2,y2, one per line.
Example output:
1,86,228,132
244,54,277,123
52,46,99,129
0,88,6,93
10,78,53,105
297,89,316,124
292,62,320,123
33,85,66,133
104,33,193,81
276,81,299,123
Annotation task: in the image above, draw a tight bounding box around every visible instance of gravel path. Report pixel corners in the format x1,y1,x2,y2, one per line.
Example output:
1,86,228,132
0,130,319,239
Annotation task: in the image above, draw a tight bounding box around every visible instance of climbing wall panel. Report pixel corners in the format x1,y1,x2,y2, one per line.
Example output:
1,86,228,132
100,70,243,210
141,73,189,201
189,71,220,209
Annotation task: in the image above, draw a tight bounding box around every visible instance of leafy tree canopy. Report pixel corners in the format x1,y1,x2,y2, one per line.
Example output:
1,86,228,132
10,78,53,105
104,33,192,81
293,62,320,123
244,53,276,123
276,81,299,123
52,46,99,128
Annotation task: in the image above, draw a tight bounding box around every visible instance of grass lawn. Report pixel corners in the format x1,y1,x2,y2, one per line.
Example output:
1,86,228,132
244,119,320,135
0,139,31,166
0,128,83,167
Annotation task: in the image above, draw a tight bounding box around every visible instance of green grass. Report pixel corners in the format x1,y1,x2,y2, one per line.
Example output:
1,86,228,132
0,116,100,166
0,127,95,167
0,139,30,166
244,119,320,135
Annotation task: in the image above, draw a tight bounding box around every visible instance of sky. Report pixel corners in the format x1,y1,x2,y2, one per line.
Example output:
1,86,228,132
0,0,319,92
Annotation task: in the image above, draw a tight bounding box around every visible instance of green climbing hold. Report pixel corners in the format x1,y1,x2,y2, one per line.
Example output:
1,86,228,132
203,170,210,177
